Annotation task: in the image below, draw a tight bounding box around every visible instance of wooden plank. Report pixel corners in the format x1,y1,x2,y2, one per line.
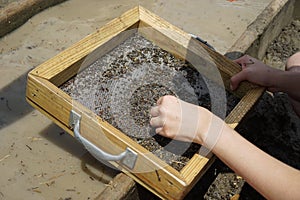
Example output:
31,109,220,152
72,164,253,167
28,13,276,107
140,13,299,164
138,6,258,98
179,89,264,190
180,88,264,184
180,153,213,185
52,25,138,87
0,0,67,37
25,6,266,199
30,6,140,86
122,169,188,200
95,173,138,200
137,7,264,194
26,96,73,136
26,74,189,200
225,88,265,129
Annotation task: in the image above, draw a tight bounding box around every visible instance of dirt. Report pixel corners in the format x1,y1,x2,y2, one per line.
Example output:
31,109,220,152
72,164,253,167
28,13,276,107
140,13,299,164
244,21,300,171
60,33,240,171
264,19,300,69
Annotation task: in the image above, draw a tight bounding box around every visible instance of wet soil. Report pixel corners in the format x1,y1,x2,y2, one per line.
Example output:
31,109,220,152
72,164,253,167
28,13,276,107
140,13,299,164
61,33,239,171
264,19,300,69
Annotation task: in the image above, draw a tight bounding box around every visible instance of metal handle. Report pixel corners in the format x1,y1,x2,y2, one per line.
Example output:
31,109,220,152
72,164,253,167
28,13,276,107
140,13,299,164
69,110,137,169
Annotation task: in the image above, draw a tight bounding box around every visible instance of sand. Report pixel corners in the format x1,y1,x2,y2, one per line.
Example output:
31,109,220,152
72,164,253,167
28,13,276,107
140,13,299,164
0,0,275,199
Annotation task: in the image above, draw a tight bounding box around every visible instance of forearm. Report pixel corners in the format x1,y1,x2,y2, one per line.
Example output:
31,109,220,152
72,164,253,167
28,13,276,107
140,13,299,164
211,124,300,200
150,95,300,199
272,70,300,100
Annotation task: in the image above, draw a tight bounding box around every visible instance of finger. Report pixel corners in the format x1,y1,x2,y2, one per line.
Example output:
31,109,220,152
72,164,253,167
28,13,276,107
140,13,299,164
241,63,248,70
234,61,247,70
155,127,163,134
230,70,247,90
150,106,160,117
150,116,164,128
157,96,164,105
233,55,247,64
234,55,254,69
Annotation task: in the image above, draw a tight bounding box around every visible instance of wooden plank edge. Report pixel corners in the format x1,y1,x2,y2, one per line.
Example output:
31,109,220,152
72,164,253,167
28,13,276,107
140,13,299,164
26,74,189,199
49,24,138,86
138,7,257,97
225,87,265,129
95,173,138,200
27,94,186,199
27,93,186,200
27,98,140,199
180,87,264,183
180,153,216,187
123,170,187,200
26,96,74,135
0,0,67,37
180,154,209,182
29,6,140,81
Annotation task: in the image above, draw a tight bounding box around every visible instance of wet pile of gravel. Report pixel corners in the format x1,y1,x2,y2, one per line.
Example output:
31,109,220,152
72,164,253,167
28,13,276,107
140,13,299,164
264,19,300,69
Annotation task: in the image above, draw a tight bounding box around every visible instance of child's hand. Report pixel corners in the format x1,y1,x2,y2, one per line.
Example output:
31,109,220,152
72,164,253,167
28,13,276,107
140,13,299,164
149,95,211,145
230,55,282,92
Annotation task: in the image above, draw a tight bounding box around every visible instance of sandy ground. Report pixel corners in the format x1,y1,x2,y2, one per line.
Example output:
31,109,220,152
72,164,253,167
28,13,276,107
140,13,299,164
0,0,18,8
0,0,274,199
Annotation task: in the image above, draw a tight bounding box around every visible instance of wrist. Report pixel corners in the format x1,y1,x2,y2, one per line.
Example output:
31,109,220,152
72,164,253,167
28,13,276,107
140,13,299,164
195,107,211,144
268,68,285,90
196,107,225,150
275,70,300,100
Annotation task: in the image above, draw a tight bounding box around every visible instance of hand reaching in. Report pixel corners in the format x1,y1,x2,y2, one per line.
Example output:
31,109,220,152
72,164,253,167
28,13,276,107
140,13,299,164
149,95,224,149
230,55,282,92
150,95,204,144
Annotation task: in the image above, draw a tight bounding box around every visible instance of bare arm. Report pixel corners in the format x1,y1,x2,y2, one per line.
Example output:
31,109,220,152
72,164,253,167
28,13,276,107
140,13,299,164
272,70,300,100
230,54,300,100
150,95,300,200
214,123,300,200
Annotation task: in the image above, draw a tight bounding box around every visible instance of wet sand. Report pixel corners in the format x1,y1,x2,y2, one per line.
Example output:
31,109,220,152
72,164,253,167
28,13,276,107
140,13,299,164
0,0,273,199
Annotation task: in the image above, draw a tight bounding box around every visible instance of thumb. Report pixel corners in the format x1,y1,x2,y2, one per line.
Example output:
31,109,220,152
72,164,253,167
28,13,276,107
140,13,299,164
230,71,247,90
